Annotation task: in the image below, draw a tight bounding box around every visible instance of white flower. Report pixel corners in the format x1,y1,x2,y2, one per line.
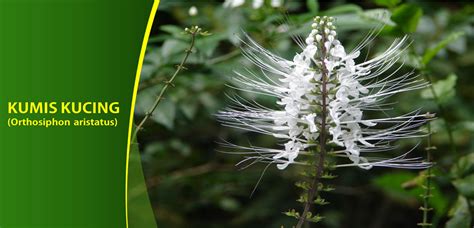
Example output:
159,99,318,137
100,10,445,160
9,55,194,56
188,6,198,16
271,0,282,7
252,0,264,9
218,16,430,170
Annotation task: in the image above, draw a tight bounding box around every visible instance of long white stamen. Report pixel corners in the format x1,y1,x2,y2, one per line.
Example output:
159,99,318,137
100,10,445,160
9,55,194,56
217,16,430,170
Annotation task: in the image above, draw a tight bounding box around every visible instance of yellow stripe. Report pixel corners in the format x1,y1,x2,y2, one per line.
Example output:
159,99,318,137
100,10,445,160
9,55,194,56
125,0,160,227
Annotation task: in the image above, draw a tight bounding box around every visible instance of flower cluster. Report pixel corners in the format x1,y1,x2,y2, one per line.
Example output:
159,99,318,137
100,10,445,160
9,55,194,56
218,16,430,170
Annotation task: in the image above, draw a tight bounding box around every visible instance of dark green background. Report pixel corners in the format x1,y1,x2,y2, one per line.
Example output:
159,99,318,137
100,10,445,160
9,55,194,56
0,0,154,227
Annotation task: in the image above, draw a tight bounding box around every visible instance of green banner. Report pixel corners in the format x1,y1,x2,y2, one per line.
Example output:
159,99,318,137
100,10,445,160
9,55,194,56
0,0,158,227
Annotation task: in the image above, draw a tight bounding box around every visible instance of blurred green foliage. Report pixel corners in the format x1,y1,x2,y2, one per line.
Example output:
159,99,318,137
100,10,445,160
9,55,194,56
134,0,474,227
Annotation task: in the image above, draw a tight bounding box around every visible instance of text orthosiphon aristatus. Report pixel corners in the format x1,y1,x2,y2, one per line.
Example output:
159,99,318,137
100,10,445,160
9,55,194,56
7,117,118,128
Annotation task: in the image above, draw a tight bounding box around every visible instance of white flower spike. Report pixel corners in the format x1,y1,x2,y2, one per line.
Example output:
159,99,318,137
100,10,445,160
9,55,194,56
217,16,431,170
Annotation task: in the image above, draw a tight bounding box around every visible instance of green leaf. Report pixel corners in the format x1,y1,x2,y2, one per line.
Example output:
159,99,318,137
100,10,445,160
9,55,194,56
199,92,218,111
393,4,422,33
128,125,158,227
295,181,311,190
401,171,427,189
403,53,423,69
144,47,163,66
140,64,157,81
451,153,474,179
306,0,319,13
373,171,448,213
195,33,227,57
452,174,474,198
460,121,474,132
420,74,457,104
160,25,185,37
219,197,240,212
284,209,300,218
373,0,400,8
136,88,156,115
385,4,423,34
422,31,465,65
446,196,472,228
331,12,385,31
360,9,396,26
323,4,362,15
161,39,188,58
136,87,177,129
373,172,422,203
180,101,198,120
151,98,176,129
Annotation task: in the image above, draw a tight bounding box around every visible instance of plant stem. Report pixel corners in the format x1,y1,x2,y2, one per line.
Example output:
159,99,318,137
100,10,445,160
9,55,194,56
421,70,456,154
296,34,330,228
132,31,197,141
419,121,434,227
